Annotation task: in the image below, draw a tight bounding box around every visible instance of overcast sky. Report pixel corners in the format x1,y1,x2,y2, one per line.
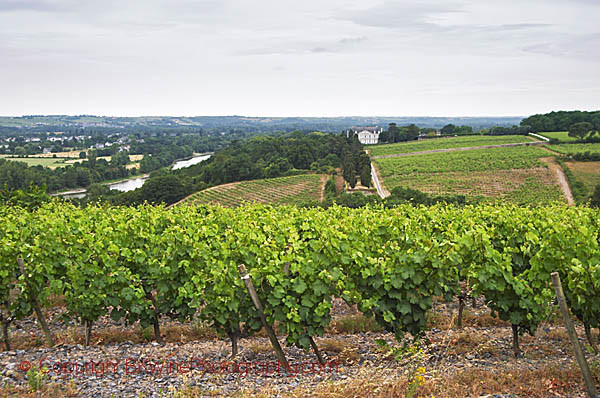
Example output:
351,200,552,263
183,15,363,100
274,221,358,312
1,0,599,117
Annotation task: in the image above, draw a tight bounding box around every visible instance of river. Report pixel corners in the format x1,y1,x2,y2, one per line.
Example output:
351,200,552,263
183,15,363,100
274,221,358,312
108,153,211,192
171,154,211,170
56,153,211,197
108,176,148,192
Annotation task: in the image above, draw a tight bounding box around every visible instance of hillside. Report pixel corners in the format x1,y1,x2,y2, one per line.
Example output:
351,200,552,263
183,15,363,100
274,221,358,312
371,136,565,205
175,174,327,207
0,115,524,130
369,135,537,157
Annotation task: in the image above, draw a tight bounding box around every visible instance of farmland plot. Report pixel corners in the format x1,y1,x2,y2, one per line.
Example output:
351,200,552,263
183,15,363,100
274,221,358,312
547,143,600,156
369,135,537,157
374,146,564,204
177,174,326,207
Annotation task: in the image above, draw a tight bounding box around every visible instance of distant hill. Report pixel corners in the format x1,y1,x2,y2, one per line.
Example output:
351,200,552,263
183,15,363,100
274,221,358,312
0,115,524,132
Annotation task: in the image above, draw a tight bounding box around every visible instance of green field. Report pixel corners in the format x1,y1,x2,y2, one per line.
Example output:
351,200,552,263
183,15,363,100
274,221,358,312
177,174,326,207
538,131,577,142
0,155,68,168
547,143,600,156
564,161,600,199
374,145,548,174
374,146,564,204
369,135,537,157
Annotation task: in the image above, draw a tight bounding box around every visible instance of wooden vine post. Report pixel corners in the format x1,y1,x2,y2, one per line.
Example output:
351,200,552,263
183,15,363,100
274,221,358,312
238,264,289,368
17,258,55,347
551,272,597,398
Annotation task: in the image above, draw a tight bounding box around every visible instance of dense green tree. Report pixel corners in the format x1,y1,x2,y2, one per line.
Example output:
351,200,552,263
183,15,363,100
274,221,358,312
333,192,378,208
360,165,371,187
522,110,600,132
76,169,92,187
87,149,97,169
111,151,130,166
63,167,79,189
487,125,530,136
14,147,26,157
456,125,474,135
85,183,112,203
441,124,456,135
591,114,600,134
387,123,400,143
569,122,594,140
347,172,357,189
406,124,420,140
136,175,186,205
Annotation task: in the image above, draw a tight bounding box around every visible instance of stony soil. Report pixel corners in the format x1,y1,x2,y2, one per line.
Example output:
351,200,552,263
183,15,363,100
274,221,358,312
1,298,598,397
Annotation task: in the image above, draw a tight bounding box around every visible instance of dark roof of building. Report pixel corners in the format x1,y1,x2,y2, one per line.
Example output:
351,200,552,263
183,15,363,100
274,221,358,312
352,126,380,132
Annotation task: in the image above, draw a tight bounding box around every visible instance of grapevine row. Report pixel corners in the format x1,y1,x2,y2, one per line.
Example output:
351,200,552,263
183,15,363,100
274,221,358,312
0,202,598,358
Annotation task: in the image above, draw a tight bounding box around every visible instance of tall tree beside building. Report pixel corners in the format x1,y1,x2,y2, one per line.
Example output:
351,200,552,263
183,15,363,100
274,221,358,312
358,152,371,187
341,135,371,189
406,124,420,141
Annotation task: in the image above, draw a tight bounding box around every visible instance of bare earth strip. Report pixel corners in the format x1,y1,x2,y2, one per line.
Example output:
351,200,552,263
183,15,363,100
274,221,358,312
319,174,328,202
371,162,390,198
540,157,575,205
371,141,543,159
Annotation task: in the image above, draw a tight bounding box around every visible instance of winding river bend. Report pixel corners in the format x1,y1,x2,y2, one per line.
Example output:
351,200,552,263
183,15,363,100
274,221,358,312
57,153,211,198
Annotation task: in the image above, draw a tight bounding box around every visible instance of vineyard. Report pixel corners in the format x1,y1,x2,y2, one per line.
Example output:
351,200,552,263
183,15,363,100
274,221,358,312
383,169,564,205
1,202,599,351
374,146,548,174
547,143,600,156
175,174,326,207
0,202,599,396
369,135,537,157
539,132,578,142
372,146,564,203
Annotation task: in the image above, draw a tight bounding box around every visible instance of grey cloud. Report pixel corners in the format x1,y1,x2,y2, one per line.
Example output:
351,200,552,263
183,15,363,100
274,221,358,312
522,33,600,60
339,2,556,41
494,24,553,31
1,0,599,116
0,0,63,12
337,1,463,30
238,36,369,56
310,47,333,53
339,36,367,45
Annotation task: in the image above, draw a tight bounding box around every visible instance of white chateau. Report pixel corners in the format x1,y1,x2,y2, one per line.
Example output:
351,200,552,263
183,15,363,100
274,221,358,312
349,126,382,145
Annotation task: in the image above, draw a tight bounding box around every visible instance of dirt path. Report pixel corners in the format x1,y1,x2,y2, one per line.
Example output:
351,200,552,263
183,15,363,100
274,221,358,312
539,146,562,156
370,161,390,198
319,174,329,202
541,157,575,205
371,141,542,159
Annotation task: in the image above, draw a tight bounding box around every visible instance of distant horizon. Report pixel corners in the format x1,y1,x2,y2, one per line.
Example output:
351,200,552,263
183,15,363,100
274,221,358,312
1,108,597,119
0,113,533,119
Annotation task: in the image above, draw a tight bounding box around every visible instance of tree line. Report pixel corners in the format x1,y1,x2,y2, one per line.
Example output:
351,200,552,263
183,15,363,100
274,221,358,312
521,110,600,136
